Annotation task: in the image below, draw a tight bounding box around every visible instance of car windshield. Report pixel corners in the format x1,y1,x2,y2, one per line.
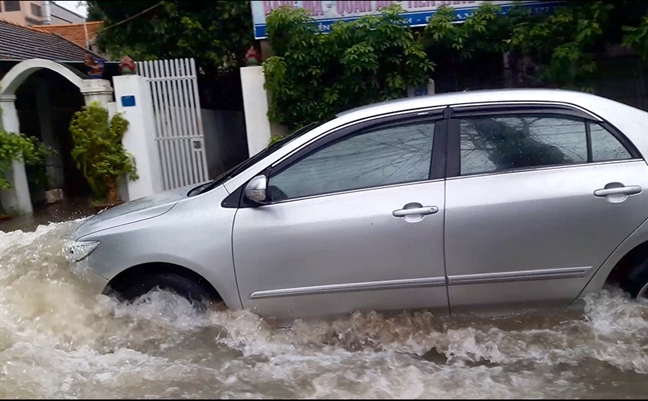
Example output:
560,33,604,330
188,120,326,197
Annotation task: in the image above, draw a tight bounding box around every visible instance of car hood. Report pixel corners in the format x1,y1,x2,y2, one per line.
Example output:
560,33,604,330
72,184,200,239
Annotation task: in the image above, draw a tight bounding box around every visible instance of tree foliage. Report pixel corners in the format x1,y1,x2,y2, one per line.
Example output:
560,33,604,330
623,14,648,60
0,101,55,215
264,4,434,131
88,1,254,76
86,1,648,133
264,1,648,132
0,132,33,189
69,103,138,204
23,135,57,190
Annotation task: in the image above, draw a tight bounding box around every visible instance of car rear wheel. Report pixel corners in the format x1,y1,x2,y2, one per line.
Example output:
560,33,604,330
110,272,216,311
621,257,648,303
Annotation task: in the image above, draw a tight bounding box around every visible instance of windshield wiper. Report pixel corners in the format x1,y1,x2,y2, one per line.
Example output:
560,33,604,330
188,174,230,197
187,182,211,197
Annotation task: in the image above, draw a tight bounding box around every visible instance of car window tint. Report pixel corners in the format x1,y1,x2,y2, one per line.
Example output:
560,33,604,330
590,123,632,162
268,122,435,200
459,115,588,175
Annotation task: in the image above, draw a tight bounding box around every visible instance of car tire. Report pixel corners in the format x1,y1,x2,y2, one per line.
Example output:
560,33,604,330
621,257,648,301
112,273,215,311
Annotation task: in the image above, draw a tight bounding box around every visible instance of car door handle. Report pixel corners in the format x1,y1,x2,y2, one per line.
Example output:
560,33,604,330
594,185,642,197
392,206,439,217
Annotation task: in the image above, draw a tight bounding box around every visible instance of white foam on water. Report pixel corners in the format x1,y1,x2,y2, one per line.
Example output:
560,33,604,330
1,222,647,398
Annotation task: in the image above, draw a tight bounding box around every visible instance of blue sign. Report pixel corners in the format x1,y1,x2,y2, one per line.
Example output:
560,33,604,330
252,1,562,40
121,95,136,108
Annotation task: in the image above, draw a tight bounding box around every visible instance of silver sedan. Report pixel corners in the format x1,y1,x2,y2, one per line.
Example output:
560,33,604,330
66,88,648,323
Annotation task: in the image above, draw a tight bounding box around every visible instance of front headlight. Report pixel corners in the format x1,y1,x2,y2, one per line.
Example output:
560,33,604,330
64,240,100,262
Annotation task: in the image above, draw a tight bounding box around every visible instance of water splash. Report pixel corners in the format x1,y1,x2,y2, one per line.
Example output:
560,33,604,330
1,222,647,398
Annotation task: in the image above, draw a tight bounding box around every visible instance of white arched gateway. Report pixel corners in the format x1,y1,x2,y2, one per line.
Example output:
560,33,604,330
0,58,85,96
0,58,114,215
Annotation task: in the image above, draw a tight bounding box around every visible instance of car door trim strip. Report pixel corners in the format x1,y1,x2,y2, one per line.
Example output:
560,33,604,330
447,266,592,286
248,276,447,299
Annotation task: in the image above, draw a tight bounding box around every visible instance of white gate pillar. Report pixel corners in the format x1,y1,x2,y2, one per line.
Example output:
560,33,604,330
0,95,33,215
241,66,275,156
112,75,163,200
80,79,114,107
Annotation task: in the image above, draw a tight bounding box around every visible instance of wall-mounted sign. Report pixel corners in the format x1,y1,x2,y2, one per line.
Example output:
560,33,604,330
121,95,136,108
252,1,562,40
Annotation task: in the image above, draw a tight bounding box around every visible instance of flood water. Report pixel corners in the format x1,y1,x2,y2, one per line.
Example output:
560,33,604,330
1,220,647,399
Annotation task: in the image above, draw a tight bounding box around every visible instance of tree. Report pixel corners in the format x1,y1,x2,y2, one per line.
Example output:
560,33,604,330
85,1,104,22
418,1,648,91
264,4,434,130
88,1,254,76
623,15,648,60
262,0,648,134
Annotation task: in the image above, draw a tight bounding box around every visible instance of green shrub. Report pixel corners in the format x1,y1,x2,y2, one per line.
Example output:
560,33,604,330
264,4,434,131
0,100,55,215
69,102,138,204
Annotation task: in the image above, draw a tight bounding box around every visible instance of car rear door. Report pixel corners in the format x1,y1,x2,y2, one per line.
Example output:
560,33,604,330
443,103,648,315
231,109,451,321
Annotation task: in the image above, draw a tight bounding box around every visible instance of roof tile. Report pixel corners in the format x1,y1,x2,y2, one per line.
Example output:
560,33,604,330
0,19,101,62
35,21,103,49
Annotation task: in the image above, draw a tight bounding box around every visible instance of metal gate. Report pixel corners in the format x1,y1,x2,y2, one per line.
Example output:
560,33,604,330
139,58,209,191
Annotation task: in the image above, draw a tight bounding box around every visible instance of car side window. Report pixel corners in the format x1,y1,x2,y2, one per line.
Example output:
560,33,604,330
589,123,632,162
268,121,436,201
459,114,588,175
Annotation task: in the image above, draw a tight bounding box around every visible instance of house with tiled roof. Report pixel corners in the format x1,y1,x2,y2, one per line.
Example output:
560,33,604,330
0,18,100,62
36,21,105,57
0,18,121,211
0,18,121,83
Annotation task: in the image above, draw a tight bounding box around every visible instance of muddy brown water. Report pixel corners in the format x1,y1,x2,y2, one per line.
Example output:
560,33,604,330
1,220,647,398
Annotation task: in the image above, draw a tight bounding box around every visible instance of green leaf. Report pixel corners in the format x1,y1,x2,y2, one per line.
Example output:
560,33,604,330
68,102,138,203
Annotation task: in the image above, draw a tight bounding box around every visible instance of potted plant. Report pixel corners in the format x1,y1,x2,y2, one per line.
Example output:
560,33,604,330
69,102,138,210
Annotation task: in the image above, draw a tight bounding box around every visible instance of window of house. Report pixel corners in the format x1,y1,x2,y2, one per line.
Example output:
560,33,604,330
3,1,21,12
589,122,632,162
31,3,42,17
268,121,436,201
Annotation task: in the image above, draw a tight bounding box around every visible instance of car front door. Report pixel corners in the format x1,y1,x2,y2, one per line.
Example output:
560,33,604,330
443,104,648,315
232,111,450,321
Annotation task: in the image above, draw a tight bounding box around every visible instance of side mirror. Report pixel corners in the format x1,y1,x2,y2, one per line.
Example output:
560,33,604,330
244,175,268,204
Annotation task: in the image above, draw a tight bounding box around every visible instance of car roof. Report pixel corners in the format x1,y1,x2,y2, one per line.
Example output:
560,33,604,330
335,88,598,118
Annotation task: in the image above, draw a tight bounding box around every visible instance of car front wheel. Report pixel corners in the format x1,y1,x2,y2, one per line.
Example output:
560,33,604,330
109,272,216,311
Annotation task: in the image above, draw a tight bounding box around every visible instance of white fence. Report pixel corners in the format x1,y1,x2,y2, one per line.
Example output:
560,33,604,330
139,59,210,190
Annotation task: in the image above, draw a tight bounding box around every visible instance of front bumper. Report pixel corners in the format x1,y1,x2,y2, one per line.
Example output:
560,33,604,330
75,267,109,295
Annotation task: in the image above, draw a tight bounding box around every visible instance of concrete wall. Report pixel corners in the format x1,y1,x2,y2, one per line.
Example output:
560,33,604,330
113,75,163,200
